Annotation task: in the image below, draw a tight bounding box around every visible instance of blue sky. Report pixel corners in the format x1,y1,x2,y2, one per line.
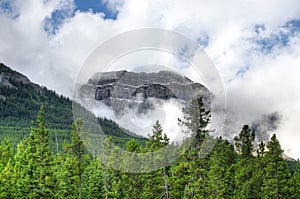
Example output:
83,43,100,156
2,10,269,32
253,20,300,54
44,0,120,34
74,0,119,19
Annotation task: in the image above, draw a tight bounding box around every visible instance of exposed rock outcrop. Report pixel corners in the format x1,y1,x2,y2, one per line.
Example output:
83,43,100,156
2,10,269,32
0,63,42,92
82,70,211,101
78,70,212,116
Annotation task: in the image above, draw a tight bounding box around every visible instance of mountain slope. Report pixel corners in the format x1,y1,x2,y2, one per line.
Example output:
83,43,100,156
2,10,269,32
0,63,146,150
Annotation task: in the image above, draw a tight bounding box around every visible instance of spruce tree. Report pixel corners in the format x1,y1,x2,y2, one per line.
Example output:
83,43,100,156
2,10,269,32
178,98,212,198
207,137,237,199
14,106,55,198
262,134,290,199
82,159,105,199
141,121,170,199
59,119,90,198
122,139,143,199
0,138,14,171
288,160,300,199
233,125,258,199
0,139,15,197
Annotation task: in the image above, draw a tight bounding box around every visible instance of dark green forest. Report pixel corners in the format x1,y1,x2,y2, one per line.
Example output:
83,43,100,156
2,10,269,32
0,101,299,198
1,63,300,198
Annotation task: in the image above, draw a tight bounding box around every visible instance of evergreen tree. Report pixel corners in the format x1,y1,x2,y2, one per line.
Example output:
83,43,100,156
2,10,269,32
58,119,90,198
251,141,267,198
288,167,300,199
0,139,15,198
0,157,15,198
13,106,55,198
178,98,212,198
141,121,170,199
122,139,143,199
233,125,258,199
234,125,255,159
82,159,105,199
207,137,237,199
13,137,31,198
0,138,14,171
262,134,290,199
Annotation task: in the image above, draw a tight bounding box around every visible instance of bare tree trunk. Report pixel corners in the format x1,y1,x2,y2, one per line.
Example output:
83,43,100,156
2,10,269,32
163,168,170,199
55,131,59,154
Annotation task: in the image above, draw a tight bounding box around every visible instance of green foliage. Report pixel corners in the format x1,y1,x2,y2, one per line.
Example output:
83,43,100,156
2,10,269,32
234,125,255,159
82,159,105,199
0,79,300,198
233,125,258,198
262,134,291,199
207,138,236,199
13,106,55,198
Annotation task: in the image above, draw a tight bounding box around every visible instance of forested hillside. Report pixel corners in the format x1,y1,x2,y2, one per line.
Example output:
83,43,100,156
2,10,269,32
1,63,300,198
0,100,299,198
0,63,146,150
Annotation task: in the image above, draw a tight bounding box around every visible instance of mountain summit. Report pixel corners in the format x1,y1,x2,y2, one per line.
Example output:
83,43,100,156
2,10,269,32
86,70,211,101
78,70,212,116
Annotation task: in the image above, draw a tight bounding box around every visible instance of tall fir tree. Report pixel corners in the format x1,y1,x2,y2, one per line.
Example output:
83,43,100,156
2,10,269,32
207,137,237,199
177,98,212,198
141,121,170,199
287,161,300,199
0,138,14,171
122,139,143,199
262,134,290,199
81,159,105,199
58,119,90,199
233,125,258,199
0,139,15,198
13,106,55,198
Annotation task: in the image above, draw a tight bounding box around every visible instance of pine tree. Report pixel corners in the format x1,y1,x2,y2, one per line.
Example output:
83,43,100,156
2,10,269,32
122,139,143,199
14,106,55,198
262,134,290,199
59,119,90,198
82,159,105,199
177,98,212,198
233,125,258,199
13,137,31,198
207,137,237,199
0,138,14,171
288,167,300,199
53,152,69,198
234,125,255,159
250,141,267,198
141,121,171,199
0,139,15,198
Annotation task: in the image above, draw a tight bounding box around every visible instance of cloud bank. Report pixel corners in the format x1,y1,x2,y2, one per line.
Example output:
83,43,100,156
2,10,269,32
1,0,300,158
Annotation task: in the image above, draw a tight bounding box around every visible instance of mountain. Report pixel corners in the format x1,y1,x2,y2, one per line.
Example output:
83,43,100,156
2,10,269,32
83,70,211,101
283,154,296,161
78,70,212,117
0,63,146,150
0,63,72,129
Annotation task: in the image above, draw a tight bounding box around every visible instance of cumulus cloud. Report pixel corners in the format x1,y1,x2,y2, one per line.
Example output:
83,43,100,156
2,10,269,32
0,0,300,157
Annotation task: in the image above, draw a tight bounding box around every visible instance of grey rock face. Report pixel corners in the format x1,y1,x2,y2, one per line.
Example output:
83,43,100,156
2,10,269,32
0,72,15,88
0,63,42,92
79,70,212,116
85,70,211,101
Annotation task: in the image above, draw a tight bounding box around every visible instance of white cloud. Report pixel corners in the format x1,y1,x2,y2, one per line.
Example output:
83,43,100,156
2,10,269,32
0,0,300,157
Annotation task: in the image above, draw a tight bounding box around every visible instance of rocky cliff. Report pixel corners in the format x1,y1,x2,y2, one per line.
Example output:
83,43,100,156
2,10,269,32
0,63,42,92
78,70,212,116
82,70,211,101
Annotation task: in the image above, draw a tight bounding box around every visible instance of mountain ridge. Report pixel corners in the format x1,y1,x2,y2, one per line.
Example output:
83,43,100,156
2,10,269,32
0,62,146,150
